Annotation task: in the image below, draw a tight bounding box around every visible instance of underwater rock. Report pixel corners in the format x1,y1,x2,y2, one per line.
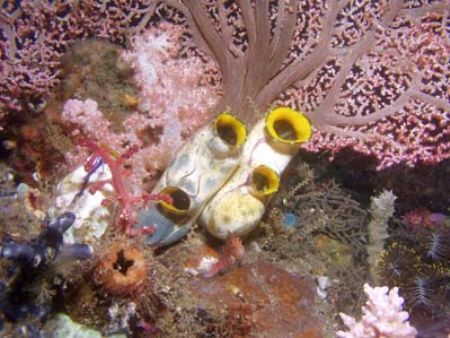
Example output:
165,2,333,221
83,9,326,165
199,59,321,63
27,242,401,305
188,259,324,337
44,313,126,338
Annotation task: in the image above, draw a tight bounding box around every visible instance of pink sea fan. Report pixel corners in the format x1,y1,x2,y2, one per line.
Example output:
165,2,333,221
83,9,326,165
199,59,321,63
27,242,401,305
160,1,449,170
296,11,450,169
0,0,161,125
2,1,449,170
337,283,417,338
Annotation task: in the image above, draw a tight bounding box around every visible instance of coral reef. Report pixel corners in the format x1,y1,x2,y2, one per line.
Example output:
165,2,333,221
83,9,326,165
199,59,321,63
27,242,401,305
0,1,449,337
2,1,448,169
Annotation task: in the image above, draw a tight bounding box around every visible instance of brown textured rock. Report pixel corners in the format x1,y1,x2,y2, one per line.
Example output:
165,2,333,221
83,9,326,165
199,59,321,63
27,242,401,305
189,259,324,338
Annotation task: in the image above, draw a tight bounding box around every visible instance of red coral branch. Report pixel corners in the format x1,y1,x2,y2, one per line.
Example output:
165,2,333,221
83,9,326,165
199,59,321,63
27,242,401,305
76,137,172,235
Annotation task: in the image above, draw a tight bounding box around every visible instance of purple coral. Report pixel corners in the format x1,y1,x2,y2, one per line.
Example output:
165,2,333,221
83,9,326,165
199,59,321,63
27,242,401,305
0,212,93,268
0,212,92,322
337,283,417,338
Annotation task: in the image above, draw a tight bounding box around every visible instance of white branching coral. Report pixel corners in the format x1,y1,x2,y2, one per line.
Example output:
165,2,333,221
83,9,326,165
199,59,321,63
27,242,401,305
367,190,397,282
370,190,397,222
337,284,417,338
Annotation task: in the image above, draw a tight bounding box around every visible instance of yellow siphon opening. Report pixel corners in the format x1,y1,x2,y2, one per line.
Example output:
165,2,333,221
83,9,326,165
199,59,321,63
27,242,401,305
215,113,247,147
159,186,191,216
265,107,312,144
250,165,279,199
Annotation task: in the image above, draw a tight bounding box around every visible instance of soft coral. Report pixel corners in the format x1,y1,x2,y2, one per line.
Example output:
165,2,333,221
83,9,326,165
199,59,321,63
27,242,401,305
77,137,172,235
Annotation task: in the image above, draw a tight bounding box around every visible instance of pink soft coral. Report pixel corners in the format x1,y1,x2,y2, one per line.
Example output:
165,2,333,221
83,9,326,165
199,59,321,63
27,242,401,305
337,284,417,338
61,21,221,190
62,98,181,192
121,22,221,138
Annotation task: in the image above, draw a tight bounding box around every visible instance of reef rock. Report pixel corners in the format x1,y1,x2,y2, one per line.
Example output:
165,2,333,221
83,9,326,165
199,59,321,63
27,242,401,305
189,259,324,338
